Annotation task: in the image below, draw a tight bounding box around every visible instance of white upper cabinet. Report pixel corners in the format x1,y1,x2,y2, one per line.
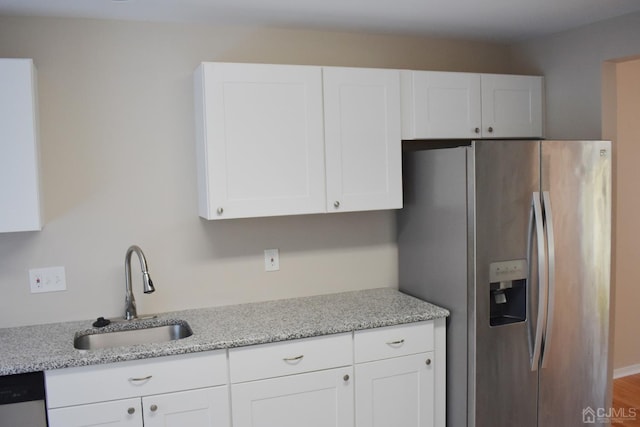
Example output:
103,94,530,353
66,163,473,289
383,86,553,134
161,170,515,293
480,74,543,138
194,62,326,220
323,67,402,213
194,63,542,220
0,58,42,232
401,71,481,139
194,63,403,220
401,71,543,139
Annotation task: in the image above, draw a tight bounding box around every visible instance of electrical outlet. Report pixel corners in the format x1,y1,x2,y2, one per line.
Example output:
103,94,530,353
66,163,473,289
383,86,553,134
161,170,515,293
264,249,280,272
29,266,67,293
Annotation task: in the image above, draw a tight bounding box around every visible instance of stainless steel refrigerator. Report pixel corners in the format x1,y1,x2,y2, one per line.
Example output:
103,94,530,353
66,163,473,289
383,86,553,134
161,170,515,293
398,140,612,427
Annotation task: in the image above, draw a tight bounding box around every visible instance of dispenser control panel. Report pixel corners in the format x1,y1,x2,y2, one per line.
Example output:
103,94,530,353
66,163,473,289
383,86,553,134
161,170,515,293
489,259,527,283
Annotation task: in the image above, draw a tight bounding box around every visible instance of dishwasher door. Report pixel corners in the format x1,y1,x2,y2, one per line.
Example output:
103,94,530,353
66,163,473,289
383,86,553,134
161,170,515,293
0,371,47,427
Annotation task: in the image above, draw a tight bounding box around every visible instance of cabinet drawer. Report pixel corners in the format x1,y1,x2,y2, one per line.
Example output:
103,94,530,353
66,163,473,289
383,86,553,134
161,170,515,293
229,333,352,383
45,351,226,408
354,321,433,363
48,397,142,427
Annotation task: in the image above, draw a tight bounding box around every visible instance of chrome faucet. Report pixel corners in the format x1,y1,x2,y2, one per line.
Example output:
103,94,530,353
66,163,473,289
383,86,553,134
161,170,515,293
124,245,155,320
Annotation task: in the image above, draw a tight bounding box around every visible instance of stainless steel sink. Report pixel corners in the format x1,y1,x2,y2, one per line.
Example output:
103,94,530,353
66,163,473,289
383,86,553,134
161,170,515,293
74,321,193,350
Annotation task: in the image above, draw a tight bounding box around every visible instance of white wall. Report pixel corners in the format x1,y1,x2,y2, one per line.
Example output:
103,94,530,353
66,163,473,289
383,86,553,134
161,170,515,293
510,12,640,139
0,16,513,328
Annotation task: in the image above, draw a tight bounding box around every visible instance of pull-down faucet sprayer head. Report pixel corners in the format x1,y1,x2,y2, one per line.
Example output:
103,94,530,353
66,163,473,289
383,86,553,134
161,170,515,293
143,271,155,294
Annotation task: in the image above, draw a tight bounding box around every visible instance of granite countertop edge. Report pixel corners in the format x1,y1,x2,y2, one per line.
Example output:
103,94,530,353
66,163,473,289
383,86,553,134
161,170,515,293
0,288,449,376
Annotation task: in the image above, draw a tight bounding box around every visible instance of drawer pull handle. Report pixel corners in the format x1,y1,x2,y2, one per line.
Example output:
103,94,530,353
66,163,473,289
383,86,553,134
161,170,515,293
127,407,136,415
343,374,350,382
129,375,153,382
150,404,158,412
426,358,432,365
386,339,405,346
283,355,304,362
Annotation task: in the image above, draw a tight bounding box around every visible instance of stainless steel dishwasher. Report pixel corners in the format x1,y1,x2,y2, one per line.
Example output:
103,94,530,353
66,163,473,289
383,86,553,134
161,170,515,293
0,371,47,427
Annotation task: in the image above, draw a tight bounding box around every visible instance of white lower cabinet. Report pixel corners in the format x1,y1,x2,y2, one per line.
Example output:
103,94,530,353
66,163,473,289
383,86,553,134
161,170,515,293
354,319,445,427
44,320,445,427
49,387,229,427
47,397,143,427
229,333,354,427
48,387,229,427
45,351,229,427
355,353,435,427
231,367,354,427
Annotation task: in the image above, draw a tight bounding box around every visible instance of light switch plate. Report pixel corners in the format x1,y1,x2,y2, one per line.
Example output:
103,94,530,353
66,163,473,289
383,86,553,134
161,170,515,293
264,249,280,272
29,266,67,293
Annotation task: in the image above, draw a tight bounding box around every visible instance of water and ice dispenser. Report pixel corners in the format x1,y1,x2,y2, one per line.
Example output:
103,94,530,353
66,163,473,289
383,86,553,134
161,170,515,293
489,260,527,326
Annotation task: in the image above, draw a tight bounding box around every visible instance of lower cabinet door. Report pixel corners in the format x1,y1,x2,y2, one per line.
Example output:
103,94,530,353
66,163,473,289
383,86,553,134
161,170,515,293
143,386,230,427
47,397,143,427
355,352,435,427
232,367,353,427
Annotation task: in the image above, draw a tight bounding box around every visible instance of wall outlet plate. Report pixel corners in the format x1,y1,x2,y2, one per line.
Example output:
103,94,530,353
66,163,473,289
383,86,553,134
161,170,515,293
29,266,67,293
264,249,280,272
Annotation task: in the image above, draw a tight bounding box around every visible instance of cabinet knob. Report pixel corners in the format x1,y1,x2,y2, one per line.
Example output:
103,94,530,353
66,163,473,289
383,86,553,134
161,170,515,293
488,127,494,133
426,358,432,366
150,404,158,412
127,407,136,415
216,207,224,215
474,127,480,134
343,374,350,382
334,201,340,208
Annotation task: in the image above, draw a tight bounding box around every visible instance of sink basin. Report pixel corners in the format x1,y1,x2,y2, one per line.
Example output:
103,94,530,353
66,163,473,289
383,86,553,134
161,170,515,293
74,321,193,350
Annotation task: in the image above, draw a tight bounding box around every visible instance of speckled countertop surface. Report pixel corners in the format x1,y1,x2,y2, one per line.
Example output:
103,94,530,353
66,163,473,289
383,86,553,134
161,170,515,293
0,288,449,376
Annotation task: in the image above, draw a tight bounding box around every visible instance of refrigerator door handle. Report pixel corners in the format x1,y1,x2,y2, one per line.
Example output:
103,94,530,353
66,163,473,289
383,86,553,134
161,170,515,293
527,192,548,372
541,191,556,368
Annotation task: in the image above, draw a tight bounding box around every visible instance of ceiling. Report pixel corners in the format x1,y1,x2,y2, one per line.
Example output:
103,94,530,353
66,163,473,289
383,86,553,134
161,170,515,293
1,0,640,42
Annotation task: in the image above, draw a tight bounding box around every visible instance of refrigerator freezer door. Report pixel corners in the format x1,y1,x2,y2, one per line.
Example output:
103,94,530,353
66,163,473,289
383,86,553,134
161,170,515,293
472,140,540,427
537,140,612,426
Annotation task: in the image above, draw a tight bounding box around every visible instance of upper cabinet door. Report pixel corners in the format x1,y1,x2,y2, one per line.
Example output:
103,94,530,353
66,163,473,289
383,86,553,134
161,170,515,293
401,71,481,139
0,58,42,232
480,74,543,138
323,67,402,213
194,62,326,220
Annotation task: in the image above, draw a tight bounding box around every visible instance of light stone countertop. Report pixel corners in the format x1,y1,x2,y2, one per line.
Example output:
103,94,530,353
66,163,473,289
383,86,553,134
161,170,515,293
0,288,449,376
